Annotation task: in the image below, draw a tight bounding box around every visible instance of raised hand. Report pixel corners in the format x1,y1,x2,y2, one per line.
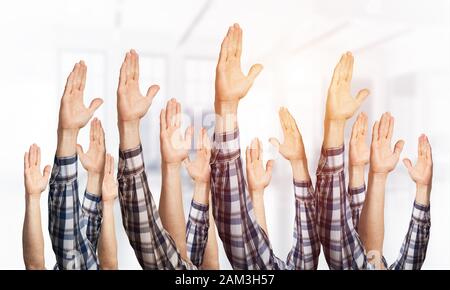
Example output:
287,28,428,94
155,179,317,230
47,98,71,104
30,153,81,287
77,118,106,175
58,61,103,131
246,138,274,193
160,99,193,165
370,113,405,174
326,52,369,121
24,144,51,197
117,50,160,123
183,128,211,184
102,154,118,203
215,23,263,108
403,135,433,188
269,107,306,162
349,112,370,167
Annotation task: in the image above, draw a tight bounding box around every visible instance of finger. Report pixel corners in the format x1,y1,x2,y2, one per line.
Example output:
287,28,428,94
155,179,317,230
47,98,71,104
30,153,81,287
284,109,296,131
231,24,239,57
130,49,137,80
184,126,194,149
331,53,346,86
119,53,127,86
175,102,181,128
79,61,87,91
218,28,230,65
418,134,425,157
125,52,132,79
236,25,242,59
372,121,379,142
89,119,95,142
361,112,368,136
403,158,413,172
104,153,110,174
144,84,160,107
247,64,263,85
36,146,41,167
73,62,81,91
160,109,167,132
30,144,37,167
345,52,354,82
170,99,177,127
43,165,51,182
425,135,432,163
24,152,29,170
351,115,359,140
88,98,103,115
387,115,395,141
257,139,263,161
134,50,140,81
165,100,173,127
379,113,389,139
279,108,289,132
245,146,251,167
226,26,235,59
393,140,405,157
265,160,274,179
269,138,281,151
250,139,258,161
109,154,114,175
355,89,369,108
197,128,204,151
98,120,105,146
64,70,75,95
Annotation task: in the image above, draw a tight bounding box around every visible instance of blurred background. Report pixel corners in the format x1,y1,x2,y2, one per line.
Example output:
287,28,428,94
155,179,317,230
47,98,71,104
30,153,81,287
0,0,449,269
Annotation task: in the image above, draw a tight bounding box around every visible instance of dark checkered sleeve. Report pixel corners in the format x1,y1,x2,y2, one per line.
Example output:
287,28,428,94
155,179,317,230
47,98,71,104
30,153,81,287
286,180,321,270
48,155,99,270
315,146,367,270
210,129,286,270
81,191,102,252
117,145,196,270
389,202,431,270
348,185,366,231
186,200,209,267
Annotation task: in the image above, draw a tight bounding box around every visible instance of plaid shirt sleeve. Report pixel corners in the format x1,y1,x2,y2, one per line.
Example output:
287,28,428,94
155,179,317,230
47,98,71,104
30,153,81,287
48,155,99,270
117,145,196,270
81,191,102,252
186,200,209,267
210,129,286,270
286,180,321,270
348,185,366,231
316,146,367,270
389,202,431,270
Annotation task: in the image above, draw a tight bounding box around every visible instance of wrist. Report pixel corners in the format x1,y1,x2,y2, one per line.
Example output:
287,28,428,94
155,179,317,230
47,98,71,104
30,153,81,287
102,199,115,207
118,120,141,150
162,161,182,171
25,193,42,202
193,182,210,205
415,184,431,206
349,165,366,188
323,119,346,149
369,169,388,181
250,188,265,198
215,100,238,115
290,159,310,182
56,128,79,157
87,173,103,196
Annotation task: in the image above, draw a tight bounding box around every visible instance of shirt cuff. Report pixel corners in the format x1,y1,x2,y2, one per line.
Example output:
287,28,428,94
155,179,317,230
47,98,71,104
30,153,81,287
316,146,345,175
211,128,241,163
348,184,366,206
293,180,314,202
118,144,145,179
49,155,77,185
82,191,102,217
411,202,431,225
188,200,209,227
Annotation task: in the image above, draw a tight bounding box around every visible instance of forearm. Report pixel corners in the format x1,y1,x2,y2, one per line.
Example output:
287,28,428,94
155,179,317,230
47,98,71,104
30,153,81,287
201,206,220,270
358,171,387,255
22,195,45,270
349,165,365,189
192,182,210,206
56,129,78,157
415,185,431,206
98,201,118,270
214,101,238,134
323,119,345,149
118,120,141,151
86,173,102,196
159,162,188,261
251,192,268,234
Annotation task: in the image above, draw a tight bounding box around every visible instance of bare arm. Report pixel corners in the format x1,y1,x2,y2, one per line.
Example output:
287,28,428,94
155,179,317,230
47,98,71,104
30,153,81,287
23,144,50,270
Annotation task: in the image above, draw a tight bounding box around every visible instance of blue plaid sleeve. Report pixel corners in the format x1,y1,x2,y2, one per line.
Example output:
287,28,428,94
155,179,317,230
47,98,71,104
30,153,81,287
81,191,102,252
286,180,321,270
48,155,99,270
348,184,366,231
186,200,209,267
316,146,367,270
389,202,431,270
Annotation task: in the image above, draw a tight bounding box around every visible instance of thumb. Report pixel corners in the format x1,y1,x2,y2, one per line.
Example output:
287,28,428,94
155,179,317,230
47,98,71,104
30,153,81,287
247,64,263,84
43,165,51,181
403,158,413,172
88,98,103,115
394,140,405,157
266,160,274,178
269,138,281,151
145,85,160,105
76,144,85,157
355,89,369,107
184,126,194,148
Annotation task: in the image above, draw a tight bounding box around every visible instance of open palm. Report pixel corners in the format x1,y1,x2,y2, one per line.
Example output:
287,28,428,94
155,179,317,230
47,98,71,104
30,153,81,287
59,61,103,130
215,23,263,103
102,154,118,202
77,118,106,174
403,135,433,186
246,138,273,193
184,128,211,184
117,50,160,122
24,144,51,196
349,112,370,166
